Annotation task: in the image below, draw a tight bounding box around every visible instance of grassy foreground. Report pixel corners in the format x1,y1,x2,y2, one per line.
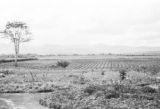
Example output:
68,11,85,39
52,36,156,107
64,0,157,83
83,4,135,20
0,58,160,109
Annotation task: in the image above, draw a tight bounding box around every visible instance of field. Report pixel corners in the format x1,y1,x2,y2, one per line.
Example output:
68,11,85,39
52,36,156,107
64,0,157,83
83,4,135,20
1,55,160,73
0,55,160,109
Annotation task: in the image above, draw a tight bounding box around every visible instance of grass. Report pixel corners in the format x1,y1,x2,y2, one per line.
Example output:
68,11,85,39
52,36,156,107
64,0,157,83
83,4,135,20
1,56,160,108
39,80,160,109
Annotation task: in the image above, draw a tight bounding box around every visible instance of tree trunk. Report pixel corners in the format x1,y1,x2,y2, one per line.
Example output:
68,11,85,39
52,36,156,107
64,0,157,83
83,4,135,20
15,52,18,67
14,39,18,67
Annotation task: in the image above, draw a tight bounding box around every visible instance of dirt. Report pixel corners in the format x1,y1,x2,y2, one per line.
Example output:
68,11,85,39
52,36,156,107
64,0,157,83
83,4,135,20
0,93,49,109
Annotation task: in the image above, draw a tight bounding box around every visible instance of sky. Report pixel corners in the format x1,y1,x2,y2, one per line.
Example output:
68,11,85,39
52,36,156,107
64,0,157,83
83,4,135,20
0,0,160,54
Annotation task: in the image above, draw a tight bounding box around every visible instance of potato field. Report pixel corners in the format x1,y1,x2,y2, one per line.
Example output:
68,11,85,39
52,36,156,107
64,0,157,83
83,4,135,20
67,58,160,71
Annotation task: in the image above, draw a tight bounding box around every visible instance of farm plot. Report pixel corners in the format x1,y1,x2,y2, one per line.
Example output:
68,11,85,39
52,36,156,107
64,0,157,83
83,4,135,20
67,58,160,71
1,58,160,73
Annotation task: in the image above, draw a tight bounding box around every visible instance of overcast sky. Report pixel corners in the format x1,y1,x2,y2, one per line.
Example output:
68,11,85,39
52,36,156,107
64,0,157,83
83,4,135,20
0,0,160,54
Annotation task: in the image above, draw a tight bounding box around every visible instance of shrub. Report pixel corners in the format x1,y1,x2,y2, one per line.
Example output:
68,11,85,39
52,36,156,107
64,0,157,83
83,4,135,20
83,85,99,95
119,69,127,81
140,86,157,93
56,61,70,68
101,70,105,75
141,66,147,73
83,84,120,99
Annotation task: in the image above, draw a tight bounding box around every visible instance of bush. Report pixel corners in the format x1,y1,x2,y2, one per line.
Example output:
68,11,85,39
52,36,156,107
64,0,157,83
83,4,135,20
56,61,70,68
119,69,127,81
101,70,105,75
83,85,100,95
150,66,160,75
83,84,120,99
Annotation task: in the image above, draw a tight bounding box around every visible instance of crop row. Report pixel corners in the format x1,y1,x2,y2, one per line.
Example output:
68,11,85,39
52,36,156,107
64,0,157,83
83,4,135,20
67,59,160,71
1,58,160,72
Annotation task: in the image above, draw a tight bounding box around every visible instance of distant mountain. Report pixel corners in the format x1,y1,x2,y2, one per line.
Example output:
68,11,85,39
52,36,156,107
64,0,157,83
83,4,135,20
1,43,160,55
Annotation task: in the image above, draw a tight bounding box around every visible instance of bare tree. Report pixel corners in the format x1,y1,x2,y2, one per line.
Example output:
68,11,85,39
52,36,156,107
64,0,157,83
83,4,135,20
0,21,32,67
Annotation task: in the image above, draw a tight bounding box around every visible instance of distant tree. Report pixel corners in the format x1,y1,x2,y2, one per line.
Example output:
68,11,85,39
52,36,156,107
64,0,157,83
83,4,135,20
0,21,32,67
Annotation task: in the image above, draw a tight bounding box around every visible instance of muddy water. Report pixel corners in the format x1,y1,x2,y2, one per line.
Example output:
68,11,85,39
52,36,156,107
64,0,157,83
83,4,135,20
0,93,49,109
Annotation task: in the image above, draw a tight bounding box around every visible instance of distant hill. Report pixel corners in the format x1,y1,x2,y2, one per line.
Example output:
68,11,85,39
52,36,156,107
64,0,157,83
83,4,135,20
1,43,160,55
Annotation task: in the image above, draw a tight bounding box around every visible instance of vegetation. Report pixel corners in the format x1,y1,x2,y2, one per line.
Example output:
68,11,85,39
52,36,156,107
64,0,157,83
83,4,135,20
0,58,38,64
0,56,160,108
39,80,160,109
119,69,127,81
56,61,70,68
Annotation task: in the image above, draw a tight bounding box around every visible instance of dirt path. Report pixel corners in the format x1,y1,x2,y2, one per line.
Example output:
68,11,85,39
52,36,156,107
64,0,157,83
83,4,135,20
0,93,49,109
0,98,27,109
